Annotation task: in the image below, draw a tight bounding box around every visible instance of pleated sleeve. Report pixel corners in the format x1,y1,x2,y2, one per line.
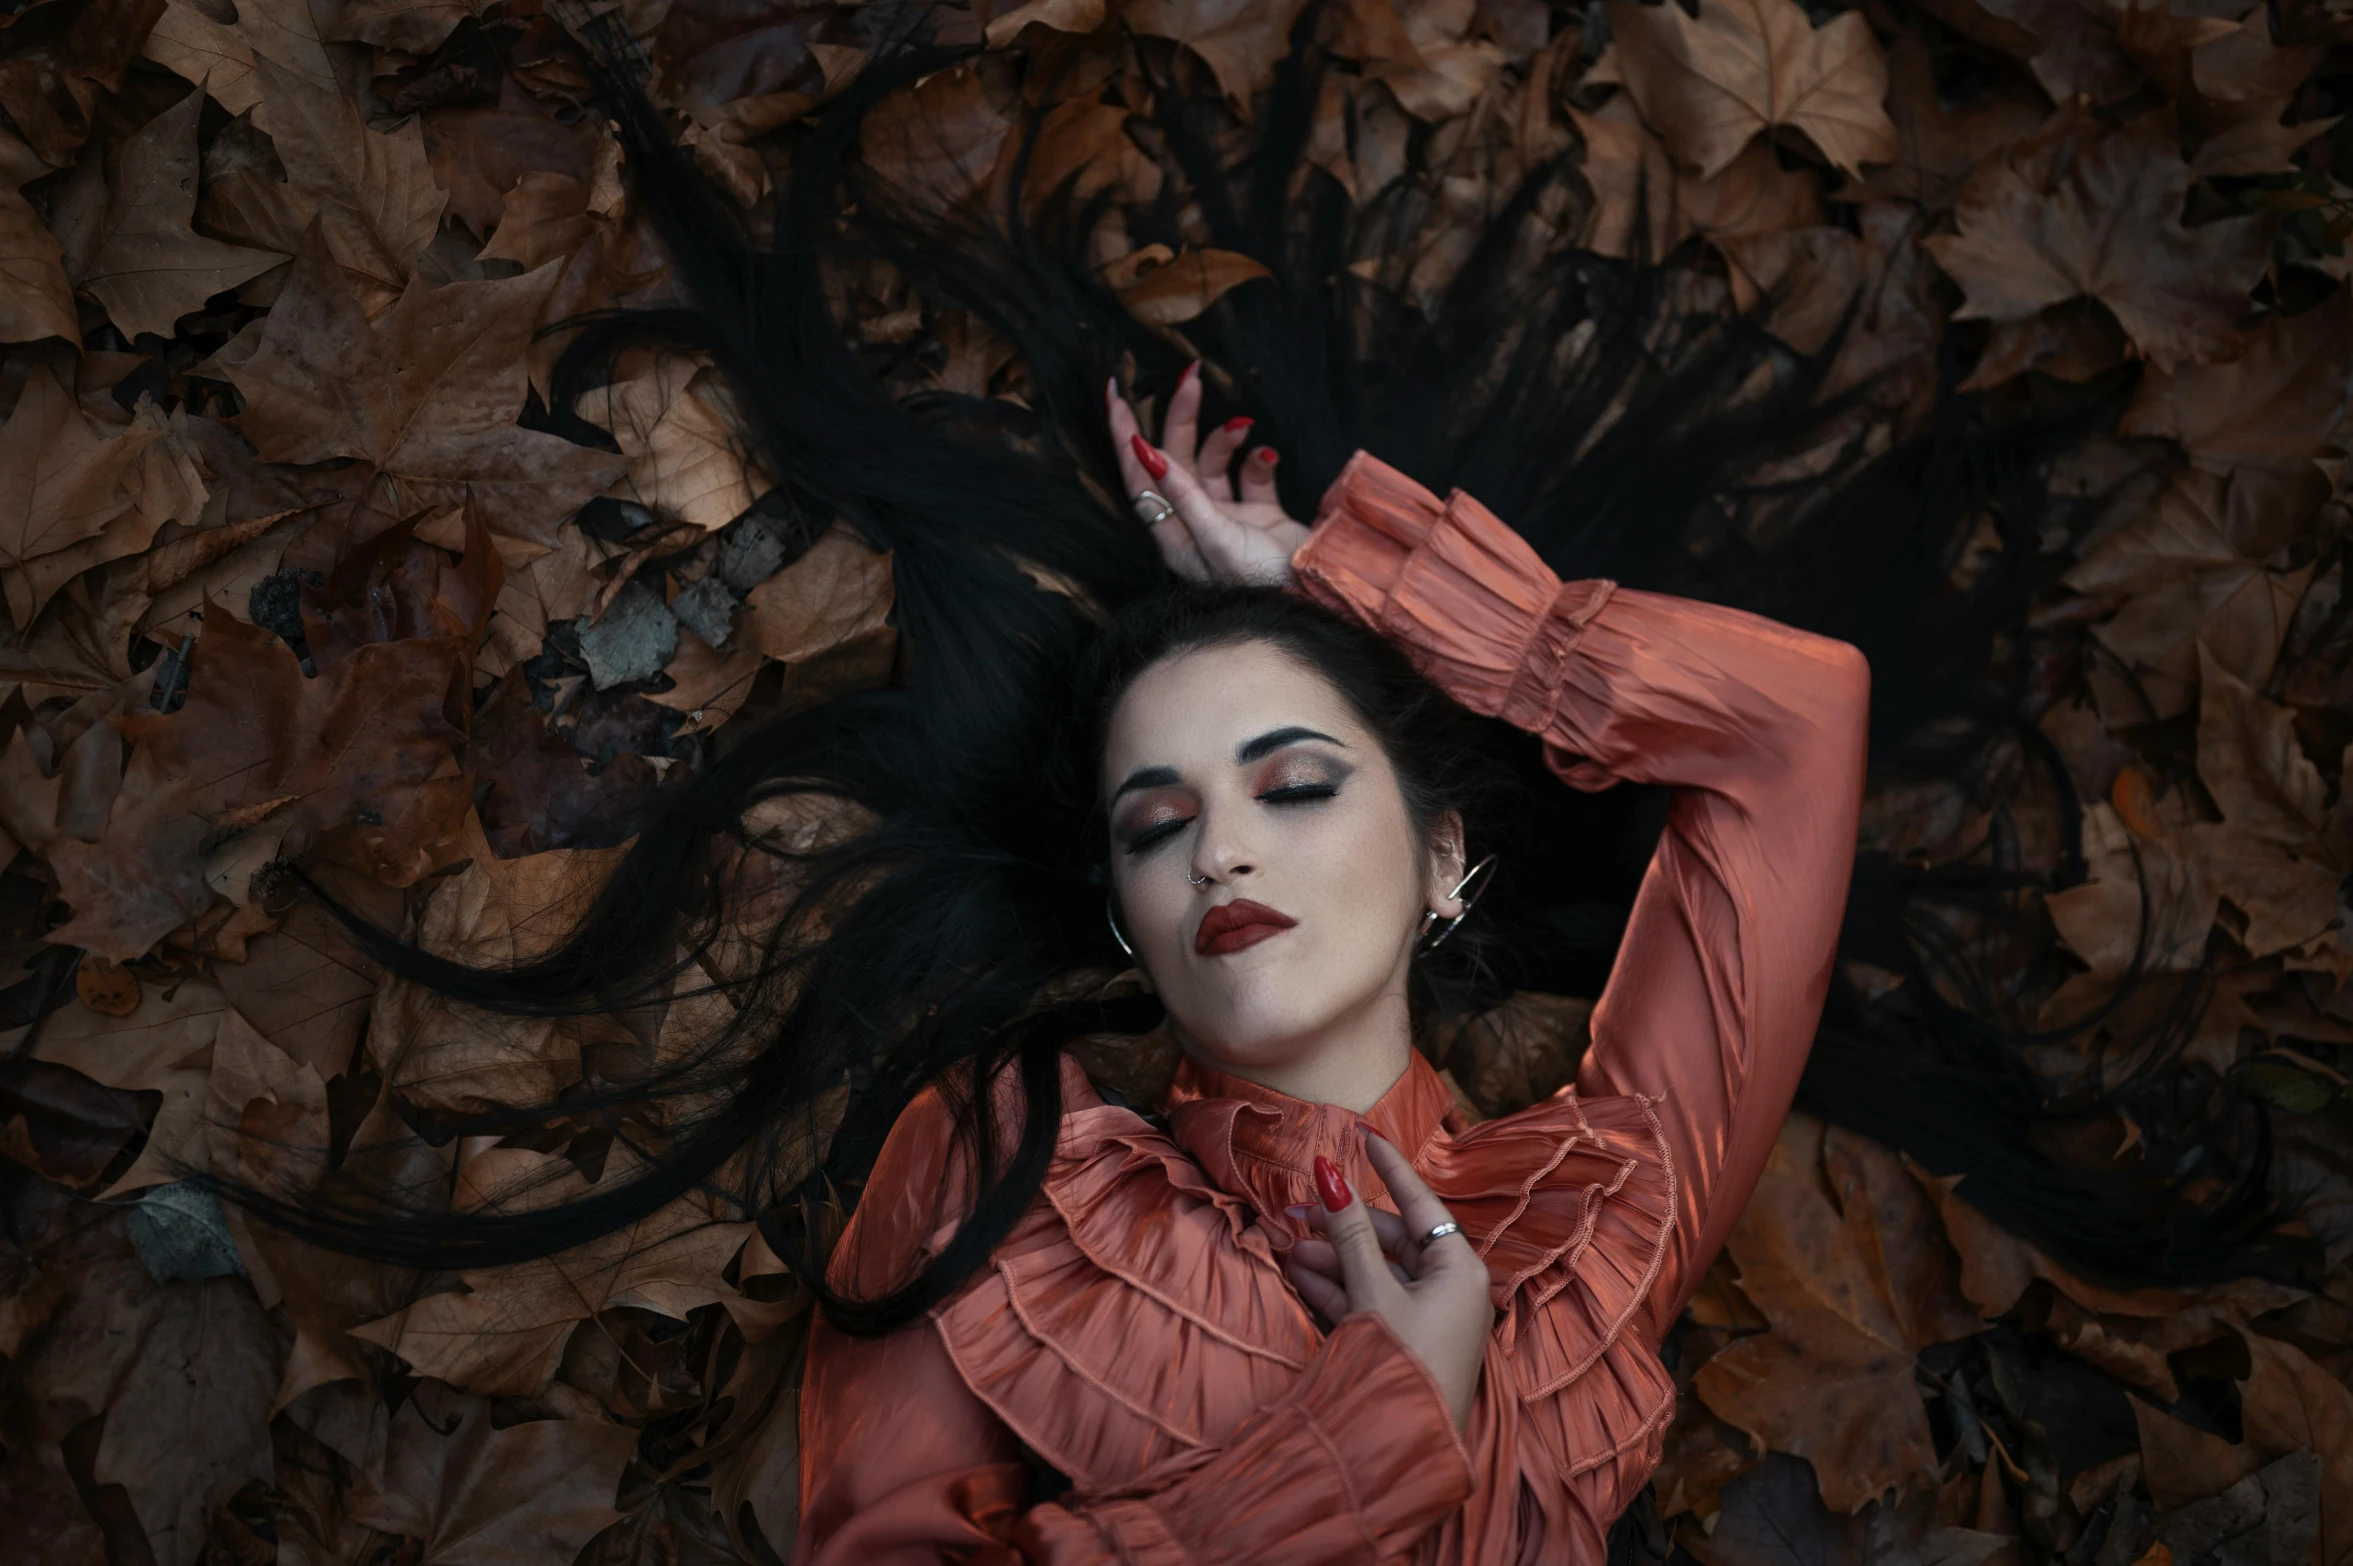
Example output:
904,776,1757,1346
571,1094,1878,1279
1291,451,1869,1337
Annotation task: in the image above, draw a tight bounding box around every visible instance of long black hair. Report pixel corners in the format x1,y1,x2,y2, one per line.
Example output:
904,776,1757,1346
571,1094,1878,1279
216,15,2294,1336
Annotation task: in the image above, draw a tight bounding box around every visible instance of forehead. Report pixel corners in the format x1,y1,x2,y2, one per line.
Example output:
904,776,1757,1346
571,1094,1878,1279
1103,641,1365,778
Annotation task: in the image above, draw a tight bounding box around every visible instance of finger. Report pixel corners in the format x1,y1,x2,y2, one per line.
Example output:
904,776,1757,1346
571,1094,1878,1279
1287,1235,1343,1279
1112,385,1210,580
1238,445,1281,507
1163,361,1203,473
1283,1257,1349,1322
1358,1127,1469,1262
1107,381,1148,491
1315,1155,1397,1307
1147,448,1255,582
1289,1203,1414,1260
1194,417,1252,504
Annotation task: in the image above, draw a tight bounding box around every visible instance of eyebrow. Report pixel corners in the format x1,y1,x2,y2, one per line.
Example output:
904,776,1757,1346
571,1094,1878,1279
1110,726,1348,801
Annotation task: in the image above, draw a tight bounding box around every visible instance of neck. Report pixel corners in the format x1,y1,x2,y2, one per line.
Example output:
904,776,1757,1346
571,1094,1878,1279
1176,980,1415,1114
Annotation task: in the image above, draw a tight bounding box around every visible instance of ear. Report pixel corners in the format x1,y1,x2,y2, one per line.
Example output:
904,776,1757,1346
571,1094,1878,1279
1424,809,1469,917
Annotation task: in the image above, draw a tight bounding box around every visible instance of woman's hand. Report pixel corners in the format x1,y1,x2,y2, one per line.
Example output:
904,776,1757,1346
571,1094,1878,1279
1109,365,1308,586
1281,1127,1492,1430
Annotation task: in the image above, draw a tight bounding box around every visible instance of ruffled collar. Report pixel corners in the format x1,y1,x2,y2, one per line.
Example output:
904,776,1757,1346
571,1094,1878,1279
1160,1049,1464,1226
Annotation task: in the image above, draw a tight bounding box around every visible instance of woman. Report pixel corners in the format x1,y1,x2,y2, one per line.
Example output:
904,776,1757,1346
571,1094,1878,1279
790,366,1868,1561
239,28,2265,1562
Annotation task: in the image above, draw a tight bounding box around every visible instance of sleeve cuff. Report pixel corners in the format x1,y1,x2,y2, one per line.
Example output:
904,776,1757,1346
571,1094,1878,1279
1136,1312,1474,1561
1292,452,1614,734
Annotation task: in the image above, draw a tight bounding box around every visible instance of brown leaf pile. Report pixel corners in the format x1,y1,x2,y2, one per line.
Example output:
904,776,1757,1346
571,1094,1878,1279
1,0,2350,1562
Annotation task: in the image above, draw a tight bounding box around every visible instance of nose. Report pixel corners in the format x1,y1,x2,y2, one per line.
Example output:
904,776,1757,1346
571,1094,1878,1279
1188,803,1258,887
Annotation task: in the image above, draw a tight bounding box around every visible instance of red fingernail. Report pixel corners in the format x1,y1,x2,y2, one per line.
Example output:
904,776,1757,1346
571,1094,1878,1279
1257,447,1279,465
1221,416,1254,434
1177,360,1197,392
1313,1155,1352,1212
1131,434,1169,480
1357,1121,1381,1141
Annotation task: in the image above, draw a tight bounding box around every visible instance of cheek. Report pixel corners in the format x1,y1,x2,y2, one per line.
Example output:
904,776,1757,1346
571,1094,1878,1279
1292,792,1423,932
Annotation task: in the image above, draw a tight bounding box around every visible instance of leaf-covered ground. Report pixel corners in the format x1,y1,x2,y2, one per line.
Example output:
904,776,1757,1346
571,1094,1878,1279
1,0,2350,1563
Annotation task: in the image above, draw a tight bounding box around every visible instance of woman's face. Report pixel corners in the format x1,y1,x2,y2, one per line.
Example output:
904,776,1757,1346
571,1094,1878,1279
1101,639,1460,1077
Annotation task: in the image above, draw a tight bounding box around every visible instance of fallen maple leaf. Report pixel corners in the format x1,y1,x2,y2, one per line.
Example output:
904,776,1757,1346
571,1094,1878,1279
740,521,894,666
583,351,771,531
856,61,1015,216
2120,286,2353,534
0,361,207,628
2064,468,2312,720
1571,100,1826,261
50,87,280,341
337,0,489,57
1838,34,2045,210
1923,105,2270,371
137,0,340,125
197,53,445,314
1693,1116,1982,1512
350,1144,749,1395
48,607,466,962
1119,247,1276,326
343,1379,637,1565
217,229,628,543
370,810,628,1116
1589,0,1899,181
0,174,80,344
1126,0,1313,109
986,0,1107,48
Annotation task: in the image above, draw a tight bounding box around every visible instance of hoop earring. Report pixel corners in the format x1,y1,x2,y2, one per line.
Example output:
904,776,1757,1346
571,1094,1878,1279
1417,853,1499,953
1107,898,1137,960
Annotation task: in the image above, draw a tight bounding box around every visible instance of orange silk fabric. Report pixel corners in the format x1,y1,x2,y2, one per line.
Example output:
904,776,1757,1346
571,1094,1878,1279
793,453,1871,1564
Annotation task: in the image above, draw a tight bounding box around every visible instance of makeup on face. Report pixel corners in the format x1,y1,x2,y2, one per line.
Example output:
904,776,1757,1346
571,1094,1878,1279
1194,898,1298,956
1108,726,1358,859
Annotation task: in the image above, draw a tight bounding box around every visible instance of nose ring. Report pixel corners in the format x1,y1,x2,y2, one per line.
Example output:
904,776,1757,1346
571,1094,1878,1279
1188,871,1209,887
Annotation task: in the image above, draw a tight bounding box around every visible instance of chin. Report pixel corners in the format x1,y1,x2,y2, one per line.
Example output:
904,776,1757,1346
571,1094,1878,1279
1172,965,1354,1067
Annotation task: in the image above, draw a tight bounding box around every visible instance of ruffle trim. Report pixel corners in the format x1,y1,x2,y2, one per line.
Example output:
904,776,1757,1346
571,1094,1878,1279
1432,1087,1681,1485
932,1071,1324,1492
928,1058,1679,1503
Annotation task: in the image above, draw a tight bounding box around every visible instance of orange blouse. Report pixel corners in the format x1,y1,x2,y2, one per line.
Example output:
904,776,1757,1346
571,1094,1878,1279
792,454,1871,1564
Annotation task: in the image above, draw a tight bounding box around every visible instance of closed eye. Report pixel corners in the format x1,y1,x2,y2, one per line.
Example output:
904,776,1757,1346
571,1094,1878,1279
1259,783,1338,805
1121,816,1192,855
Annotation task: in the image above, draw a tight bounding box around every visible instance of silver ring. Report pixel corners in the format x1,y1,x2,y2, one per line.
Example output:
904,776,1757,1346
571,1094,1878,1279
1421,1220,1462,1246
1134,489,1176,526
1187,870,1208,887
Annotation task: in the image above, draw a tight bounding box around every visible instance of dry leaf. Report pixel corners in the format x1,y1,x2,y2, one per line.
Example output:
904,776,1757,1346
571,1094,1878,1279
1126,0,1313,108
342,1379,637,1563
986,0,1107,48
2120,287,2353,533
0,361,206,627
201,53,447,314
58,88,281,340
0,185,80,344
584,352,770,531
219,231,628,542
741,522,894,666
1119,247,1275,325
1693,1117,1982,1512
350,1144,748,1395
1924,105,2270,371
1590,0,1899,180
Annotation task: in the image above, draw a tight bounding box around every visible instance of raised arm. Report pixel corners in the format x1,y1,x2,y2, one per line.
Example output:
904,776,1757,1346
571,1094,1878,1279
1291,453,1869,1336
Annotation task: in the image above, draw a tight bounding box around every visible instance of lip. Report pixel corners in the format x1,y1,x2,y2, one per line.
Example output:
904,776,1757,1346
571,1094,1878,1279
1194,898,1298,957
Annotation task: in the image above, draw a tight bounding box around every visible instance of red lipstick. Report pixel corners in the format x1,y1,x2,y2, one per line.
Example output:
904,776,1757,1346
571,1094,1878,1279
1194,899,1297,957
